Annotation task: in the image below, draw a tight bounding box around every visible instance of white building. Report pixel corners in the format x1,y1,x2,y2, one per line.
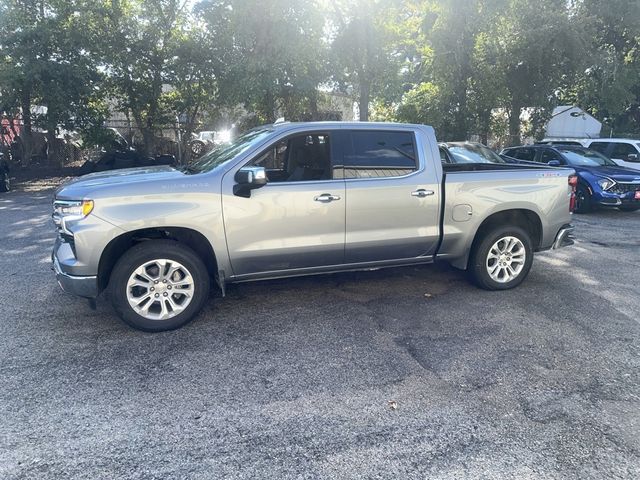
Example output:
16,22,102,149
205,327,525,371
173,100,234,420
545,106,602,139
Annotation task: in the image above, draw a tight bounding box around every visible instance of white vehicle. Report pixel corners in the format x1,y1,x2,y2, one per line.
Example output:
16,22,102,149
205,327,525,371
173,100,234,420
581,139,640,171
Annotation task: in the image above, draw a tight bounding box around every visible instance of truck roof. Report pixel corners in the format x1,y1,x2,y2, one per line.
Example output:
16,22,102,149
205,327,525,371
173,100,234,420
270,121,430,130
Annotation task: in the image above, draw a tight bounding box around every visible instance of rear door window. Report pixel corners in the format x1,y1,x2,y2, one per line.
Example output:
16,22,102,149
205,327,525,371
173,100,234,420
338,131,417,179
588,142,610,155
513,148,536,161
611,142,637,159
540,149,564,164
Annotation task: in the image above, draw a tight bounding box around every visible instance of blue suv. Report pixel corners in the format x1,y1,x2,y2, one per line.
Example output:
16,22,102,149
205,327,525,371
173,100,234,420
501,145,640,213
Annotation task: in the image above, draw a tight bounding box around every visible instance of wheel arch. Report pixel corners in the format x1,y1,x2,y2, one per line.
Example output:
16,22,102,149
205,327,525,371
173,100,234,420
452,208,543,270
473,208,542,250
97,227,219,294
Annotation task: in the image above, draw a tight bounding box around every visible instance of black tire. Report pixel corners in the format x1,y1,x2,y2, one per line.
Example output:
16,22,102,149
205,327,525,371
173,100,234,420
574,185,592,214
109,240,210,332
469,225,534,291
0,171,9,192
618,205,640,212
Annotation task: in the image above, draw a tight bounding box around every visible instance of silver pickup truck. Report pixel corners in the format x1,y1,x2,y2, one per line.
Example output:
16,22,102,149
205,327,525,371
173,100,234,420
52,122,575,331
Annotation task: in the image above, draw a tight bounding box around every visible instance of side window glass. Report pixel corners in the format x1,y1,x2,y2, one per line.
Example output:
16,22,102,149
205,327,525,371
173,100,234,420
611,143,636,158
252,140,287,170
589,142,609,154
340,131,417,179
540,150,562,163
515,148,535,161
248,133,332,182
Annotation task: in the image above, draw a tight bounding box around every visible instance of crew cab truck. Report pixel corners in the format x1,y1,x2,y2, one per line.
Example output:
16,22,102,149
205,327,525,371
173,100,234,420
52,122,575,332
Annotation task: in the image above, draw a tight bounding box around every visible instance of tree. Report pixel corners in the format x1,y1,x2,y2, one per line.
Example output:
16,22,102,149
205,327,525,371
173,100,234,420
0,0,47,165
486,0,585,144
0,0,106,166
397,0,584,144
198,0,327,123
98,0,190,155
329,0,405,121
561,0,640,135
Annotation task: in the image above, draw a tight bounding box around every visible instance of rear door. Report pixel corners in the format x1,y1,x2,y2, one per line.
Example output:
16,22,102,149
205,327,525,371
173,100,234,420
340,129,440,263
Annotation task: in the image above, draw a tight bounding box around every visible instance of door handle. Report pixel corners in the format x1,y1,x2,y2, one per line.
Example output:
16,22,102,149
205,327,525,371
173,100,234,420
411,189,435,198
314,193,341,203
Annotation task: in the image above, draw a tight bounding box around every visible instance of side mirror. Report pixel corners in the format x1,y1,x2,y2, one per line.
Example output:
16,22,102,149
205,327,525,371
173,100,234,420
627,153,638,162
547,160,561,167
233,166,267,197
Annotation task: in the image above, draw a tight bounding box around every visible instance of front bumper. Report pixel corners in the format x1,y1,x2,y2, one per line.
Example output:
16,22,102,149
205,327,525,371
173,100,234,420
552,224,575,249
52,251,98,298
595,189,640,207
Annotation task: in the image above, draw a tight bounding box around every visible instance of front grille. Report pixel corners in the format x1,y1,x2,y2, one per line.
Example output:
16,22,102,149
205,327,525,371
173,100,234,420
610,183,640,194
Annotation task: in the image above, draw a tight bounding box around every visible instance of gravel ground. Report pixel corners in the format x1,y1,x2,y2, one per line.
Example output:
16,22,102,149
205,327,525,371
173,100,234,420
1,184,639,479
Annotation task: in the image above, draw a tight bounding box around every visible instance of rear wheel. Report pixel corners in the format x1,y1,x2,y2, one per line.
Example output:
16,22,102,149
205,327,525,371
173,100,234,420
109,240,210,332
469,225,534,290
574,185,592,214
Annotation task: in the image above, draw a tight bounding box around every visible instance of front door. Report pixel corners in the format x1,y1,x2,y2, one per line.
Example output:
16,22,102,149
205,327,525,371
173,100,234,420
221,131,346,276
339,129,441,263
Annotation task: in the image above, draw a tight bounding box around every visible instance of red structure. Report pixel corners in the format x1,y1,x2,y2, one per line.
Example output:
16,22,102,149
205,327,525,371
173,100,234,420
0,115,21,147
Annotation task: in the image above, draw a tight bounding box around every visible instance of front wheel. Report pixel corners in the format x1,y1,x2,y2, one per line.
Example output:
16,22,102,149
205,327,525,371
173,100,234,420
469,226,534,290
109,240,210,332
574,185,592,214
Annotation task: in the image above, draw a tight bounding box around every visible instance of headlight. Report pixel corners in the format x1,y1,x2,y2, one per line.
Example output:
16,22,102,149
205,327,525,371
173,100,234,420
53,199,94,230
597,178,616,191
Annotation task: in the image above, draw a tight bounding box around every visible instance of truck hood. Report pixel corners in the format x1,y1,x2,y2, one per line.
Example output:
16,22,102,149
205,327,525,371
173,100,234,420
55,166,187,199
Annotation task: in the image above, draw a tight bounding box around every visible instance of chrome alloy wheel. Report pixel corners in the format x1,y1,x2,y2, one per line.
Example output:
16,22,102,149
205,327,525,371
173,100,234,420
485,236,526,283
126,259,195,321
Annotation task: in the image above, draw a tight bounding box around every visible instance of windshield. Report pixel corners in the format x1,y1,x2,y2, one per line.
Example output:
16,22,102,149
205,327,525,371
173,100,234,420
187,128,273,173
447,144,505,164
557,148,618,167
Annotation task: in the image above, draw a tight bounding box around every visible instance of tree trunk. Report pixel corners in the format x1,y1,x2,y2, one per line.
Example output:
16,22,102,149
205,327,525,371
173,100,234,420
308,92,319,121
181,106,199,163
46,128,65,168
20,90,33,167
508,101,522,146
359,81,370,122
479,109,491,145
141,128,156,158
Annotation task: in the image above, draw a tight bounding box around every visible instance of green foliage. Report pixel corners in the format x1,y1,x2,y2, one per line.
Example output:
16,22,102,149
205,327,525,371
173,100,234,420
2,0,640,163
198,0,327,123
397,82,449,136
329,0,407,121
0,0,106,164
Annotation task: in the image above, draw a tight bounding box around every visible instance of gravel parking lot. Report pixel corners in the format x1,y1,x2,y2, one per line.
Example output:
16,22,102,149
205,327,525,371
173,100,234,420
1,183,639,479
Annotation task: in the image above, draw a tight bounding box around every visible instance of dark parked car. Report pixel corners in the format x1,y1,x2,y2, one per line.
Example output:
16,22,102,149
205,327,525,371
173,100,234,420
501,145,640,213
